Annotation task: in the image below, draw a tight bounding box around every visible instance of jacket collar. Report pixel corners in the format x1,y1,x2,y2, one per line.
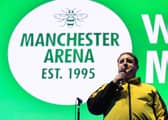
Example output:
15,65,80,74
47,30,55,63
123,77,141,85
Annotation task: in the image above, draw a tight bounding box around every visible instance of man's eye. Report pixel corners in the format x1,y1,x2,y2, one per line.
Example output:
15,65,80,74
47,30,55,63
119,59,124,64
127,59,133,63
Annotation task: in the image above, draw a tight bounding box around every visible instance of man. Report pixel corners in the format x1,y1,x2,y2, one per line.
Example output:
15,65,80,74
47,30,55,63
87,52,167,120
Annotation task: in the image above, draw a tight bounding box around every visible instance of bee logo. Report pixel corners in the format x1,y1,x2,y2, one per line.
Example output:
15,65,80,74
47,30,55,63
54,8,88,27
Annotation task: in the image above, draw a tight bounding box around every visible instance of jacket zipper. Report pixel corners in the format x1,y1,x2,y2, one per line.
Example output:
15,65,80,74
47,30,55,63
128,83,132,120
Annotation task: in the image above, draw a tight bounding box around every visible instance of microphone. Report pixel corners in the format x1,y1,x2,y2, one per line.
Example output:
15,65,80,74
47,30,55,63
117,66,127,87
119,66,127,73
76,97,82,120
76,97,83,105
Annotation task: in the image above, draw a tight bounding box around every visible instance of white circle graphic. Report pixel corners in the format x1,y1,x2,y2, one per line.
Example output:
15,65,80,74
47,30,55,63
8,0,132,105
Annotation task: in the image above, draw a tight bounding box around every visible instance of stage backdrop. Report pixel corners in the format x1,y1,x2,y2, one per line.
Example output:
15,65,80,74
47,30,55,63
0,0,168,119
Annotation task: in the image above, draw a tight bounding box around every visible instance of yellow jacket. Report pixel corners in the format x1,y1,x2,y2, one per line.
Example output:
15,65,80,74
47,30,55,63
87,77,167,120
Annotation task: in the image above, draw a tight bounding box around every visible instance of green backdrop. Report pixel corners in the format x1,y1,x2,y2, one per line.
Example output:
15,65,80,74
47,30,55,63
0,0,168,119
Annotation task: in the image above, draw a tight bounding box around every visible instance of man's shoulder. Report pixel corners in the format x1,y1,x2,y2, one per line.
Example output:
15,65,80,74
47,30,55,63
140,82,157,91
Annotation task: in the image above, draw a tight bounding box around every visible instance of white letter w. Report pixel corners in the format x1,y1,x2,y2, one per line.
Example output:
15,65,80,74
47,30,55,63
142,14,168,44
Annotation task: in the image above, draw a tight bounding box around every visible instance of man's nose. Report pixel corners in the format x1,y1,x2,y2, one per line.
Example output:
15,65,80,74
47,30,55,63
123,62,128,68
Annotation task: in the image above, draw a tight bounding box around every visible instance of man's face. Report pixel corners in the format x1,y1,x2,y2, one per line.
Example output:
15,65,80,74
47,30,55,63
118,54,138,78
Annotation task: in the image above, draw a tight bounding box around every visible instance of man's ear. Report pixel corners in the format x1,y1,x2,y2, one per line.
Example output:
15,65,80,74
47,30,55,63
135,65,139,71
